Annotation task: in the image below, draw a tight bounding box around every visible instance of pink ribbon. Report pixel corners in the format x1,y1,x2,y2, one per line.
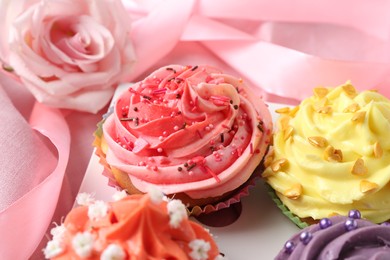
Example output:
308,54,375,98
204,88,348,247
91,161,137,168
2,0,390,258
0,100,70,259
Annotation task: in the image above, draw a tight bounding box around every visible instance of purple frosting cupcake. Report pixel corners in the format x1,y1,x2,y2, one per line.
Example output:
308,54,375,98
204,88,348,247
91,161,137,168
276,210,390,260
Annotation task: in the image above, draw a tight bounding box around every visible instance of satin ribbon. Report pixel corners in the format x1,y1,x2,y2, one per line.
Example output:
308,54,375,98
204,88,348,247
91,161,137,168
1,1,390,258
0,101,70,259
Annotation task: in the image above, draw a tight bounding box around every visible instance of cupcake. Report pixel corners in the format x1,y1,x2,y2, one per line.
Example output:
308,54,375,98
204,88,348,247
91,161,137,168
276,210,390,259
43,190,222,259
263,82,390,225
94,64,272,215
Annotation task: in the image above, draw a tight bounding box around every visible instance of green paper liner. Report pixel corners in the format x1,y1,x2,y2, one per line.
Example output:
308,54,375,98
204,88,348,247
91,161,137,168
264,183,309,229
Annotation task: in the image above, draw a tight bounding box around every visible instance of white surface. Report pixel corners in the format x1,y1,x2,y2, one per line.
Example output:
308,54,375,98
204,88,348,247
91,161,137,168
79,102,300,260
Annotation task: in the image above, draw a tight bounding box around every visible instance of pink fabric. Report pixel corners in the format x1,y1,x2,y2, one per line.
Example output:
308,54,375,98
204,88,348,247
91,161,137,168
1,0,390,258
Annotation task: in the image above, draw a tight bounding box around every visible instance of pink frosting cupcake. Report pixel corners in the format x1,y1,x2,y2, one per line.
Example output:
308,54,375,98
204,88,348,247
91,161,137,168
94,65,272,215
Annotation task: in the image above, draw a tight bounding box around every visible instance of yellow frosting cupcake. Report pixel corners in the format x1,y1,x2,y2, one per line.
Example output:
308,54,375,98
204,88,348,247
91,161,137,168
264,82,390,224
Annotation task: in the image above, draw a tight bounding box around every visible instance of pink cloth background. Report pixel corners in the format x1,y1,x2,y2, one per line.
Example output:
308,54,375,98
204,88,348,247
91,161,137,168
1,0,390,258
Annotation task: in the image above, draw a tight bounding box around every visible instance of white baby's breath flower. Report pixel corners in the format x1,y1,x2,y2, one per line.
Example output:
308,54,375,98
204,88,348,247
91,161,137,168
189,239,211,260
71,231,95,258
167,199,187,228
112,190,128,201
88,200,109,220
101,244,126,260
148,186,164,204
76,192,95,206
50,223,66,241
43,239,63,259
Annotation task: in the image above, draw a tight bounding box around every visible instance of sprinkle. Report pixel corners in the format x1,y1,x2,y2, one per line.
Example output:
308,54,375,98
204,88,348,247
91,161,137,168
283,241,295,254
2,63,14,72
348,210,361,219
189,239,211,260
43,240,63,259
148,187,164,204
142,95,152,100
157,148,163,153
319,218,332,229
187,163,197,171
181,122,187,129
220,133,224,143
233,105,239,110
299,231,312,245
167,199,188,228
257,122,264,132
101,244,126,260
76,193,95,206
196,130,203,139
120,117,134,121
133,107,138,112
134,117,139,126
344,218,358,231
177,167,183,172
166,67,177,73
191,65,199,71
250,143,254,154
174,125,179,131
112,190,128,201
72,232,94,258
88,200,109,220
176,93,181,99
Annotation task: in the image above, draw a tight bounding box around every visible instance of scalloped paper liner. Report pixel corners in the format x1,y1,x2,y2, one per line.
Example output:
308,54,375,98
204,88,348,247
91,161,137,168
264,183,309,229
94,123,262,216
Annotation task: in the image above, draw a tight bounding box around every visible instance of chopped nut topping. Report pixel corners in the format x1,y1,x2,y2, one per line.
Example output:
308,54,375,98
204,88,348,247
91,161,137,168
360,180,379,193
271,158,288,172
284,184,302,200
374,142,383,158
283,125,294,141
316,106,332,114
289,106,300,117
324,145,343,162
342,84,358,98
275,107,290,114
279,116,290,131
308,136,328,148
313,87,328,99
264,156,274,168
343,103,360,113
351,158,368,175
351,111,366,123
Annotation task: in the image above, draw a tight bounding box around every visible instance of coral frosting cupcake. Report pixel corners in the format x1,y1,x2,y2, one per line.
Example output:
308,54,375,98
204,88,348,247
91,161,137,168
264,82,390,225
276,210,390,259
94,64,272,214
43,190,222,259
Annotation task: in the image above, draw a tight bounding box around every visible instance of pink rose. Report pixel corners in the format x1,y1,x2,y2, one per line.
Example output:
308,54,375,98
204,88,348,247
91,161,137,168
0,0,136,113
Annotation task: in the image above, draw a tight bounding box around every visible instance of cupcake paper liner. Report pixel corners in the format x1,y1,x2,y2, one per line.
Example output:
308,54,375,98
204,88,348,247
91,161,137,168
264,183,309,229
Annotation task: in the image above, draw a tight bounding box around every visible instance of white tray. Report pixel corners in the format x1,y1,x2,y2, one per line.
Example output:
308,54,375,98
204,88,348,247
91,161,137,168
78,91,300,259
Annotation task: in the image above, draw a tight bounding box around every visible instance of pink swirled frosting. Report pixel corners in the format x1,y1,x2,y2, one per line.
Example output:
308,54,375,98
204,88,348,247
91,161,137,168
102,65,272,198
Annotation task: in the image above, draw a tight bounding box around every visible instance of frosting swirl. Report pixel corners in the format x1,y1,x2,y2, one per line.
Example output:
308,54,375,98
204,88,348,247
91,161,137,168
276,210,390,260
44,191,220,259
102,65,272,198
264,83,390,223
